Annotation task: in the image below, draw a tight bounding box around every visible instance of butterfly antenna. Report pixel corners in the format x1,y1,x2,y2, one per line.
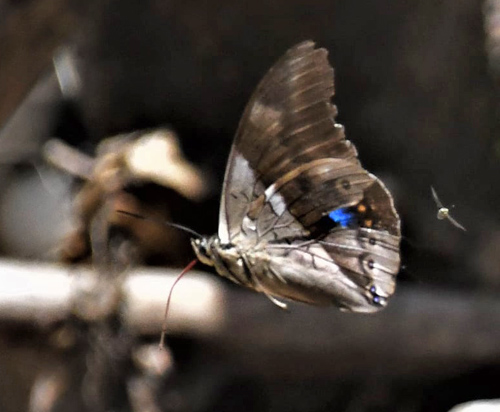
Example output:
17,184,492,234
116,210,203,239
159,258,198,349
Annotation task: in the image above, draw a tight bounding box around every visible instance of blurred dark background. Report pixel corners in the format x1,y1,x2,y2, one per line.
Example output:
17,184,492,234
1,0,500,411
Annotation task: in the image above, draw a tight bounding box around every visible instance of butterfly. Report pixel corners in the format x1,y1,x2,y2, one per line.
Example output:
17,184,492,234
191,41,401,312
431,186,466,231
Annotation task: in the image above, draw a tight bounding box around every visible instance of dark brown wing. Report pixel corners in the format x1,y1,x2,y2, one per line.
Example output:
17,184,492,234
219,41,397,240
237,40,358,177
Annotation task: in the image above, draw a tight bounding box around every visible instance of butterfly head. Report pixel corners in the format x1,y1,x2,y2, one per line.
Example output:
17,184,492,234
191,237,215,267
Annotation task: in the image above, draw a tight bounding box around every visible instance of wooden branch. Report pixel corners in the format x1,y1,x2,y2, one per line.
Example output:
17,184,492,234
0,259,226,336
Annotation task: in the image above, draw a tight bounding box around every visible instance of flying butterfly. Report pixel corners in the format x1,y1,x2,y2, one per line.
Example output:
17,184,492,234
191,41,401,312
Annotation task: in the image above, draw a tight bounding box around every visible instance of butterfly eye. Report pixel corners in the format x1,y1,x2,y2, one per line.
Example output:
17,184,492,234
191,238,214,267
198,241,208,255
369,238,376,246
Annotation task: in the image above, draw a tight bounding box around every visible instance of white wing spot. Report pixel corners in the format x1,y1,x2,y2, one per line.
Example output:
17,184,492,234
249,101,282,126
264,184,287,216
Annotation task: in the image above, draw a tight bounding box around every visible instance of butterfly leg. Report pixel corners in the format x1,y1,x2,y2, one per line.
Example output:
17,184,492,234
255,281,289,310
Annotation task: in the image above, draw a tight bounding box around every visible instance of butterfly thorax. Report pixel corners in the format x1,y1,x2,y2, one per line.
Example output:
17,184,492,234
191,236,255,287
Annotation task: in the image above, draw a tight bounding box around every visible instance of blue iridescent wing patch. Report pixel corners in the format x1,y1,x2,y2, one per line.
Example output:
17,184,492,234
328,207,357,228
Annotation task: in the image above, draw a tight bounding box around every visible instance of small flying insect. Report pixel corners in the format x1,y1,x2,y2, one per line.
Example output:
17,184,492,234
431,186,466,231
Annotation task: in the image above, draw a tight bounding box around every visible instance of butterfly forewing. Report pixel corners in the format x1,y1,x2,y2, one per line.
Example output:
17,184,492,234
212,41,400,311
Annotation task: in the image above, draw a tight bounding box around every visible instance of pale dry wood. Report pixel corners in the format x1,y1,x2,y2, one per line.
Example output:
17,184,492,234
0,259,225,335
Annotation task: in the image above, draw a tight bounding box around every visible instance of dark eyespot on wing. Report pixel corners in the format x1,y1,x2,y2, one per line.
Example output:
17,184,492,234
319,228,400,298
369,285,386,306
